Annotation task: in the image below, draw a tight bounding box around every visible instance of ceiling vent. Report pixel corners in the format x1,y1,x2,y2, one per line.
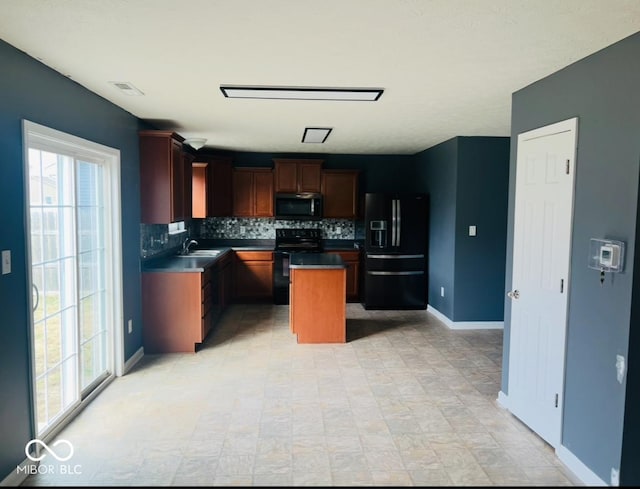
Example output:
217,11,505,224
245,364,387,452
108,81,144,96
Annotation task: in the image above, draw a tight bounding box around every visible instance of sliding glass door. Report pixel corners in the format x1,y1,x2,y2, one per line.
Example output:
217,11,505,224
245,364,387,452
25,121,122,438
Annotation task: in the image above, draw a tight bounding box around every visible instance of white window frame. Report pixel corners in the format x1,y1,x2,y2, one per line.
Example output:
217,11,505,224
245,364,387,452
22,120,125,439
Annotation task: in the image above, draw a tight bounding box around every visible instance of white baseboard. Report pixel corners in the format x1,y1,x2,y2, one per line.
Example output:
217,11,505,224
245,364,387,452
497,390,510,410
427,305,504,330
1,458,37,487
123,346,144,375
556,445,609,486
496,390,605,486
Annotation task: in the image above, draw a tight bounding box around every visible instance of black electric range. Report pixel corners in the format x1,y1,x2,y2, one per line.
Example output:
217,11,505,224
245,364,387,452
273,228,323,305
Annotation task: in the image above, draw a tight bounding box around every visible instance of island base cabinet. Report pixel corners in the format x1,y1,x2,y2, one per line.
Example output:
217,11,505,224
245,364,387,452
142,272,210,353
290,268,346,343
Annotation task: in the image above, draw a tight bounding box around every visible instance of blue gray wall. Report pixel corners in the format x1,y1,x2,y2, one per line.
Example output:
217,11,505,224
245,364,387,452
454,137,510,321
414,136,510,322
414,139,457,318
0,40,144,477
503,31,640,484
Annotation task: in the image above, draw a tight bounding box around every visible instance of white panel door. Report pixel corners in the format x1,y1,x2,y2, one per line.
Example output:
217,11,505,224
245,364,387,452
508,117,577,448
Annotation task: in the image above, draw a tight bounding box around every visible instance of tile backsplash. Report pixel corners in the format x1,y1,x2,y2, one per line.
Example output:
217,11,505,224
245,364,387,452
141,217,364,258
198,217,357,240
140,223,193,259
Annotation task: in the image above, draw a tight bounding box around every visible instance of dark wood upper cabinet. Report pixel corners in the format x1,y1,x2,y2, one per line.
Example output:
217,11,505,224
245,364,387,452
232,167,273,217
273,158,323,193
183,151,195,221
254,169,274,216
139,130,186,224
208,156,233,217
321,170,360,219
191,154,233,218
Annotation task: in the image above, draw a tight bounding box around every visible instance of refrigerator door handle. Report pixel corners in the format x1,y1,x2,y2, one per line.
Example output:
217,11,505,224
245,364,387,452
367,254,425,259
391,199,396,247
397,199,401,247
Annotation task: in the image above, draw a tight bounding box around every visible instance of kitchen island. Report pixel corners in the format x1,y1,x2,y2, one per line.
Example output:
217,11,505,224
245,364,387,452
289,253,347,343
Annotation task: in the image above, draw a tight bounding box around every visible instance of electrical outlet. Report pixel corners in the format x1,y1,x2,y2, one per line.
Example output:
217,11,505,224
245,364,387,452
469,225,477,237
1,250,10,275
240,225,246,234
335,227,341,235
440,286,445,297
128,319,133,334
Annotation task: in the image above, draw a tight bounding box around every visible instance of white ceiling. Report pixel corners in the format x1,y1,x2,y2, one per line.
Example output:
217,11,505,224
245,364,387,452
2,0,640,155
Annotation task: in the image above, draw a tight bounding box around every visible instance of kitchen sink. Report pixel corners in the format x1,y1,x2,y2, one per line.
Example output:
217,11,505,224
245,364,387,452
176,249,223,257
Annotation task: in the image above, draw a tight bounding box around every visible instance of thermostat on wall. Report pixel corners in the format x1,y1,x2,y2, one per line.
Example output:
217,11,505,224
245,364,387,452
588,238,624,273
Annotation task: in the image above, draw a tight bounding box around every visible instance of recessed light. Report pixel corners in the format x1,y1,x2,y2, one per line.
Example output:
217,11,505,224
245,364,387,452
220,85,383,101
108,81,144,96
302,128,332,144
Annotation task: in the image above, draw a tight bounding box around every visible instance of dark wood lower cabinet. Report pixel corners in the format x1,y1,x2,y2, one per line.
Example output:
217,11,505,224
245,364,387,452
142,270,213,353
233,251,274,301
325,250,361,302
218,251,233,310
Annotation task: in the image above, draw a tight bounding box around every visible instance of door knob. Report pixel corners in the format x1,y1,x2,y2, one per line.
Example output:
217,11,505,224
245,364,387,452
507,289,520,299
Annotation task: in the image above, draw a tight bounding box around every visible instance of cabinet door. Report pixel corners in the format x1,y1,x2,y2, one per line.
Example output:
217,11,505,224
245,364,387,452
253,169,274,216
232,169,254,216
139,131,185,224
273,159,323,193
171,138,185,222
298,161,322,193
273,160,298,193
345,260,360,301
209,156,233,216
219,258,232,309
321,170,359,218
233,251,274,300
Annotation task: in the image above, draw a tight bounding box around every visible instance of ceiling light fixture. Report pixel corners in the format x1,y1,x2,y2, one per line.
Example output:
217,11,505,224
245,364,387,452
302,128,332,144
183,138,207,150
108,81,144,96
220,85,383,101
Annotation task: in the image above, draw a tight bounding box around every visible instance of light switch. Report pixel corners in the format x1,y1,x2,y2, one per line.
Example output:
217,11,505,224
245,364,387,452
2,250,11,275
469,225,477,237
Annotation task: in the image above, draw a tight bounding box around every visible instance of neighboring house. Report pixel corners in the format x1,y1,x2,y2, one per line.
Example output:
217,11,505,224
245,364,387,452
1,30,640,486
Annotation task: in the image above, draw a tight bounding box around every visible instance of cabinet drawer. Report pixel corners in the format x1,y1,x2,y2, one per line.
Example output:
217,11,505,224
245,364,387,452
235,251,273,261
329,250,360,261
202,311,212,341
203,267,214,284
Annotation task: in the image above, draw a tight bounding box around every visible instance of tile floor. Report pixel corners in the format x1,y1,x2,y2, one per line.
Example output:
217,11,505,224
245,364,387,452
22,304,582,486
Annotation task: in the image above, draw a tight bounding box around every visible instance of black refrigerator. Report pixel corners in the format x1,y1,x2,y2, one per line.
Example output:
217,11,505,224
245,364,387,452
363,192,429,309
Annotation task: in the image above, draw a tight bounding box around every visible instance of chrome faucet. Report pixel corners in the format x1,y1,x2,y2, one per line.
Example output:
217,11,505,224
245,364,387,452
181,238,199,255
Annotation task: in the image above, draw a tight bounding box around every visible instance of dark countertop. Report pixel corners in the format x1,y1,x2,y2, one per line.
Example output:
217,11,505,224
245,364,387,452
195,238,362,252
141,238,360,272
142,248,233,272
289,253,347,269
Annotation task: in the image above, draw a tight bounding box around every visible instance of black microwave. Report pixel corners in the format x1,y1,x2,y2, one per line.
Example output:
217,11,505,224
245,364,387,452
274,193,322,220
